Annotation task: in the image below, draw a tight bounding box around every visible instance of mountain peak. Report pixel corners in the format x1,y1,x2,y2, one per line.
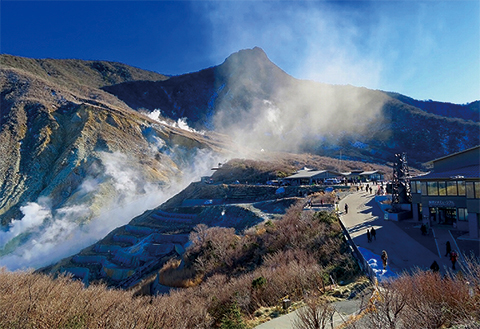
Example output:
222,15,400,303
217,47,290,88
223,47,268,64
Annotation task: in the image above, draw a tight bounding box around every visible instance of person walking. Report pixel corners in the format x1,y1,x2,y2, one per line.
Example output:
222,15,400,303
450,250,458,270
344,203,349,214
381,250,388,270
430,260,440,272
371,227,376,240
445,241,452,257
421,224,427,236
367,229,371,243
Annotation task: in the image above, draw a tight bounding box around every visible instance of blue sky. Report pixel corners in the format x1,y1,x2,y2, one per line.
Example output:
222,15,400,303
1,1,478,104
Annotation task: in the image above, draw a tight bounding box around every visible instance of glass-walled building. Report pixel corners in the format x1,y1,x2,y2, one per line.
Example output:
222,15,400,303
410,146,480,238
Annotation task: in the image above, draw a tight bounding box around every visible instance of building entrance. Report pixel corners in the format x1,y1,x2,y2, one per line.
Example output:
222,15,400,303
431,207,457,225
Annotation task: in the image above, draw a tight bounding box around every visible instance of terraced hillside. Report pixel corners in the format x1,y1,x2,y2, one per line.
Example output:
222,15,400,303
41,182,337,290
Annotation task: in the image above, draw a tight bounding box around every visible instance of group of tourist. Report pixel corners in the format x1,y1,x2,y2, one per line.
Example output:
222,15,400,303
429,241,459,272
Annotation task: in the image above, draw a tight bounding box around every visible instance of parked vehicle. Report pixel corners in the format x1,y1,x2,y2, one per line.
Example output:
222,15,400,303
324,178,342,185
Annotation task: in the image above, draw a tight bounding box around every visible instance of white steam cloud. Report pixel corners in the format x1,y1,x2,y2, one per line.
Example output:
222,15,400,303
191,2,392,155
0,145,222,271
198,1,385,90
213,74,389,154
0,199,51,248
146,109,205,135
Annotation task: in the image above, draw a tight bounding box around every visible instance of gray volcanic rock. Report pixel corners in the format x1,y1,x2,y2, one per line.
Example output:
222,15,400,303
0,56,230,269
103,47,480,166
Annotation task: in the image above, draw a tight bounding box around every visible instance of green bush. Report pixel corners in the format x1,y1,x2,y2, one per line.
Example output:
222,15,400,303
252,276,267,290
220,303,248,329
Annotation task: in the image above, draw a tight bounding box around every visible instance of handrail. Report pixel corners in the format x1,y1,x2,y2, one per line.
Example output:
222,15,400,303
338,215,378,285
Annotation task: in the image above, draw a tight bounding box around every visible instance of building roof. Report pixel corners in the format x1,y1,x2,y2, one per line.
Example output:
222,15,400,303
342,170,385,176
360,170,385,176
284,170,340,180
412,164,480,180
425,145,480,165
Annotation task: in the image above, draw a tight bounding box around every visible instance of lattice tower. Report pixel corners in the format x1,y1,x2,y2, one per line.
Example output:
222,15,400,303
392,152,412,205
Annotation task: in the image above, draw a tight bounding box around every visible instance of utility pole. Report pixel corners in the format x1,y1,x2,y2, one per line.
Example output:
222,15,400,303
339,150,342,172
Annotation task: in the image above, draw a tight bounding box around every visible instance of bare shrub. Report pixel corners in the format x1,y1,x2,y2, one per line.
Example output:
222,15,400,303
311,191,336,205
257,253,325,306
157,258,201,288
0,199,360,328
187,224,241,276
360,258,480,329
188,223,210,254
399,270,477,329
365,280,409,329
0,267,213,329
294,294,335,329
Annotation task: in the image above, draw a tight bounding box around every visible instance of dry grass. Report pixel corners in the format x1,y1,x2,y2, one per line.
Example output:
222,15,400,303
157,258,202,288
1,201,357,328
0,267,213,329
345,257,480,329
211,156,398,185
6,203,478,328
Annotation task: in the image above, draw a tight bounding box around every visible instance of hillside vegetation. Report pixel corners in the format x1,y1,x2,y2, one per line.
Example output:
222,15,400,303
1,203,360,328
0,54,167,91
1,202,479,328
209,154,405,185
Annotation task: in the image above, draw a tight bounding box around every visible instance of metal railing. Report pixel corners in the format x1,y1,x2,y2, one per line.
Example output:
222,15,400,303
338,215,377,284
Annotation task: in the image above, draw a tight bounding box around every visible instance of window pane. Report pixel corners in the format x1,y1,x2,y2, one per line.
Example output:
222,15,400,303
416,181,422,194
447,181,457,196
458,181,465,196
475,182,480,199
421,182,427,195
466,182,475,198
438,181,447,196
410,181,416,193
428,182,438,196
458,208,468,221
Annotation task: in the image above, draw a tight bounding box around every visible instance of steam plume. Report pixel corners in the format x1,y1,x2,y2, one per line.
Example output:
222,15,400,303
0,145,222,271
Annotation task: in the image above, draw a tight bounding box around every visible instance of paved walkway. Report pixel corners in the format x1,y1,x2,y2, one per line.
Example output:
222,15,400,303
339,190,470,275
255,189,474,328
255,299,363,329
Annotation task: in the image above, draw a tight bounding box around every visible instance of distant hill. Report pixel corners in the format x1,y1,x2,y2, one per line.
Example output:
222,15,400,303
102,47,293,129
386,92,479,122
102,47,480,166
0,54,168,90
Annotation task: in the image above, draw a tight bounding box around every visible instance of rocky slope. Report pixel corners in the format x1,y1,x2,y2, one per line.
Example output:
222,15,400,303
103,47,480,166
0,56,231,270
